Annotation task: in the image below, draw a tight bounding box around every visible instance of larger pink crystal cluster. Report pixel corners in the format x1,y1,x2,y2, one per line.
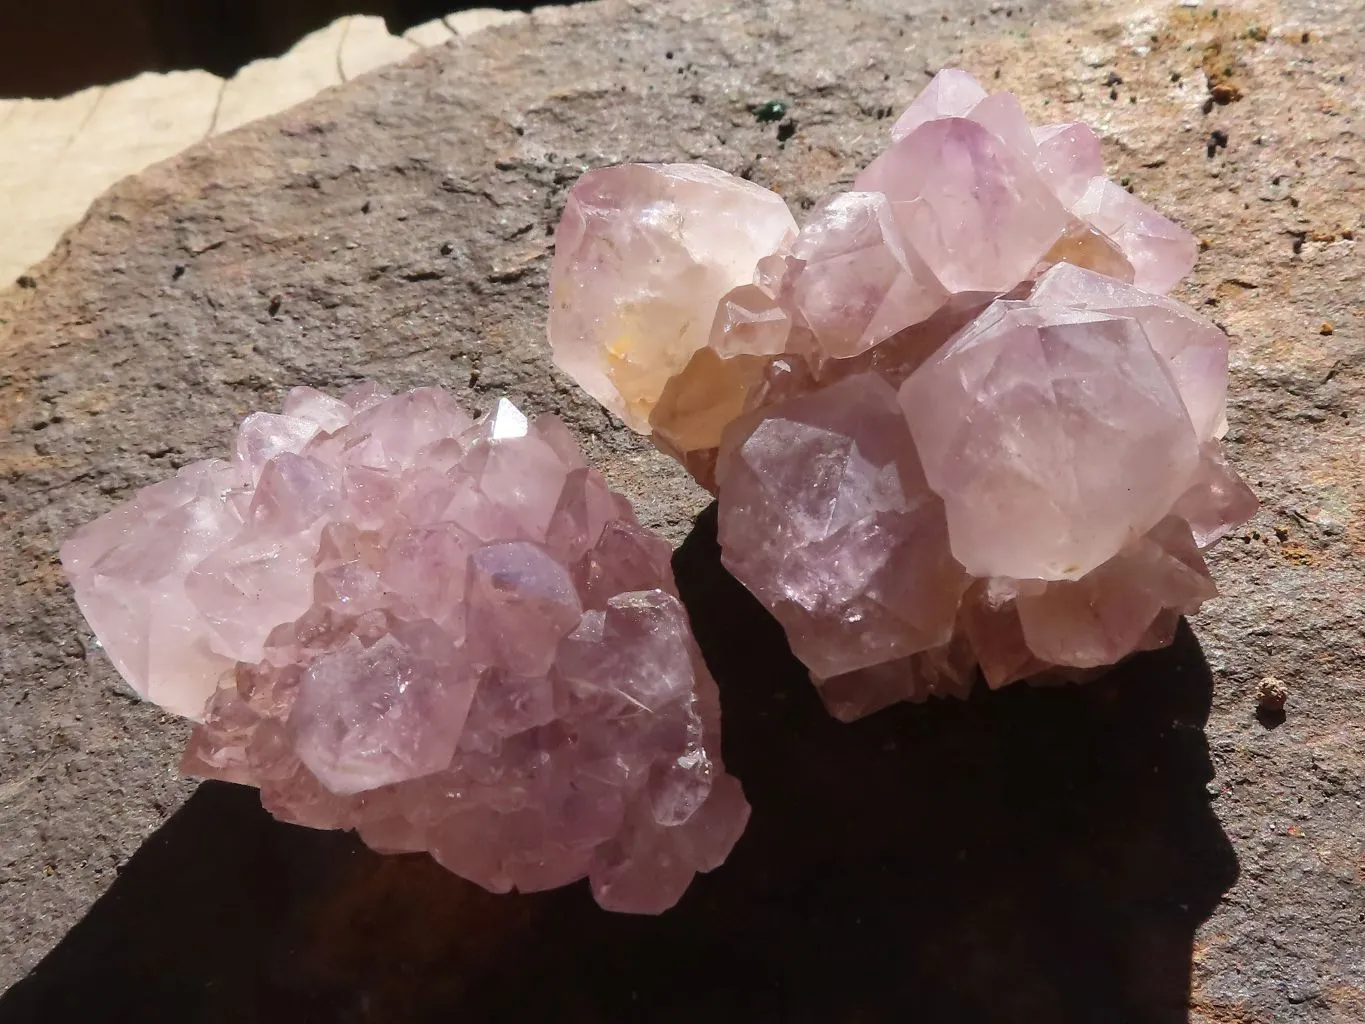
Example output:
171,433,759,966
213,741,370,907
61,385,748,912
549,69,1257,721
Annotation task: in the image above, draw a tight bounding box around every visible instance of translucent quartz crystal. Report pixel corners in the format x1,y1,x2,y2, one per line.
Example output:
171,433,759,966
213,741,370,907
1030,262,1229,442
854,115,1073,295
899,297,1201,582
549,69,1253,719
785,191,948,359
549,162,797,431
718,374,966,680
62,386,748,912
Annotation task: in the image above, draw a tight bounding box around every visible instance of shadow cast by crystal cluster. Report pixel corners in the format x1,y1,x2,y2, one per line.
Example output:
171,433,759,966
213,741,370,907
548,69,1257,721
60,385,748,912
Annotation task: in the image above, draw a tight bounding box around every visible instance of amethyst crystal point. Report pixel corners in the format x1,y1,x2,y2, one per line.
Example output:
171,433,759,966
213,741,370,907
62,384,748,912
548,69,1255,718
548,162,798,432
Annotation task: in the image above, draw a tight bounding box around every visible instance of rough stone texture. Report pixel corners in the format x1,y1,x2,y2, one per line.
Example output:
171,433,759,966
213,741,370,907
0,0,1361,1020
0,12,527,285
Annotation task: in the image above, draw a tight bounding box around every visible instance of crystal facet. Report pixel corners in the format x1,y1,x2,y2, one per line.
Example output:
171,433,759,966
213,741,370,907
63,386,748,912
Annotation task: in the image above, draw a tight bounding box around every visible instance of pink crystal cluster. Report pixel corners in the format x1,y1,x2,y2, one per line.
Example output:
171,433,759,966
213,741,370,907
61,385,748,912
549,69,1257,720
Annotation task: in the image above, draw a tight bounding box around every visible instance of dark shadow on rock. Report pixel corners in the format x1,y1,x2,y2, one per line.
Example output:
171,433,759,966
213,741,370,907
1255,706,1287,730
0,503,1237,1023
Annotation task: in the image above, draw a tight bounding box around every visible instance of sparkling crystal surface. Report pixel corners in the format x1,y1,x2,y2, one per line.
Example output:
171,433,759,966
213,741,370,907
549,69,1254,717
62,386,748,912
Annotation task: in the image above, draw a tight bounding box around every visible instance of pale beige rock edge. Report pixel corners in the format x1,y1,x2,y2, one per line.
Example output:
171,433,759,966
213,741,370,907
0,10,529,284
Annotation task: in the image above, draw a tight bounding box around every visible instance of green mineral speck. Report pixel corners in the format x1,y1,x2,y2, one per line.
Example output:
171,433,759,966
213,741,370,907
753,100,788,123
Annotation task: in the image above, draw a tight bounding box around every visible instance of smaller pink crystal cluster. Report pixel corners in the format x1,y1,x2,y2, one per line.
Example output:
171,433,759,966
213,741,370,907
548,70,1257,720
61,385,748,912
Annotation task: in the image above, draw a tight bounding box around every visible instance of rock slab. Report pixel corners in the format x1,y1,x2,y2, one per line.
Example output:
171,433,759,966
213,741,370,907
0,0,1361,1020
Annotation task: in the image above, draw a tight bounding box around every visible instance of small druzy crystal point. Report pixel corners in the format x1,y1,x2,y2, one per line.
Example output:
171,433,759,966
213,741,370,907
62,385,748,913
549,68,1255,718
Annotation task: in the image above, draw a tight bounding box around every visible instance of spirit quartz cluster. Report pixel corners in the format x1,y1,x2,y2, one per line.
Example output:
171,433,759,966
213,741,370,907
549,69,1257,721
61,385,748,912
